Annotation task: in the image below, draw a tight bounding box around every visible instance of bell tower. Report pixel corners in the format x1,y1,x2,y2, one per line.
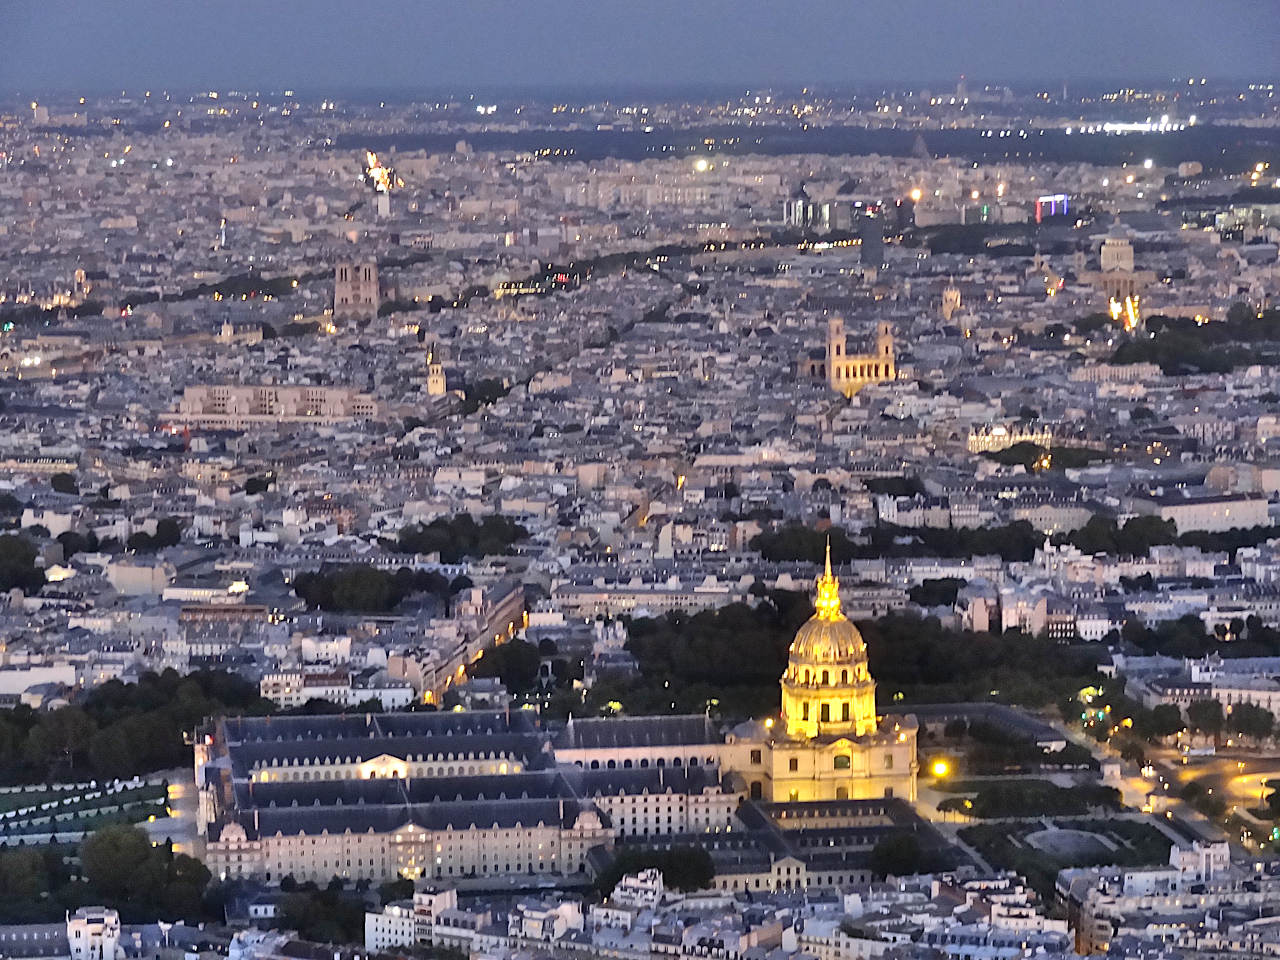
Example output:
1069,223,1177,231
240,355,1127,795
426,343,446,397
876,322,895,380
941,282,961,321
826,317,845,393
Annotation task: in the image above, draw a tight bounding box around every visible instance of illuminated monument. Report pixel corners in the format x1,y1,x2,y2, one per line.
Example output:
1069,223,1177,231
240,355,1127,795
731,544,919,803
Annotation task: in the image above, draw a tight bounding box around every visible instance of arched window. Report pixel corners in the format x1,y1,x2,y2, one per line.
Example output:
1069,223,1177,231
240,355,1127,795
802,702,810,721
820,703,831,723
834,755,851,770
842,702,851,722
841,669,848,684
623,759,633,768
606,759,616,769
590,760,600,769
821,670,829,685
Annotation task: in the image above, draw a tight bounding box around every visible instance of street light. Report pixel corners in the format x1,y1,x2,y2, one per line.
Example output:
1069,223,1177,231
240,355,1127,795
931,759,951,779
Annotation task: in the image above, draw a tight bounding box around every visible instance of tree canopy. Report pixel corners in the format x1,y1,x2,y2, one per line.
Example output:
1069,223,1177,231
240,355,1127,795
0,535,45,593
395,514,528,562
0,669,270,783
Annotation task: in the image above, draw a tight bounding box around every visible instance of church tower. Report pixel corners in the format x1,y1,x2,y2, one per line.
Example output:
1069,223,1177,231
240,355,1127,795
426,344,446,397
941,281,961,322
876,322,895,380
825,317,845,393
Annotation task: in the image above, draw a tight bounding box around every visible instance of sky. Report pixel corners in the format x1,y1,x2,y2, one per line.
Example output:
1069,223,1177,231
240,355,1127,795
2,0,1276,97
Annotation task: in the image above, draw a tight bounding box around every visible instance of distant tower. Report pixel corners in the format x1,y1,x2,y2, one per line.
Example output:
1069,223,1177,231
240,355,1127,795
825,316,846,393
376,192,391,219
426,343,446,397
858,217,884,270
941,281,962,322
876,322,896,379
334,260,379,318
31,102,49,126
1100,235,1135,273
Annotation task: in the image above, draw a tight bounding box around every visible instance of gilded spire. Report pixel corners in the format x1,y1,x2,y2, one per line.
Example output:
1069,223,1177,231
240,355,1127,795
814,537,844,621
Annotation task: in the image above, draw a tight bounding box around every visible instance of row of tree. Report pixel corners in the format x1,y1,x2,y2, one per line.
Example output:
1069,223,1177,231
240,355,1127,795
394,514,528,562
0,825,211,923
583,601,1106,721
751,521,1045,564
1110,305,1280,374
938,781,1121,818
0,669,271,784
292,565,472,614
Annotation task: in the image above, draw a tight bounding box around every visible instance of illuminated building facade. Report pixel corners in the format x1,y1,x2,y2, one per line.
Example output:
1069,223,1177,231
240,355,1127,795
171,384,377,428
728,549,918,804
335,260,379,318
801,318,896,398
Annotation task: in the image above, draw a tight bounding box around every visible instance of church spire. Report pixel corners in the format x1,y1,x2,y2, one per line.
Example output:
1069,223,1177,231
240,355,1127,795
814,537,844,622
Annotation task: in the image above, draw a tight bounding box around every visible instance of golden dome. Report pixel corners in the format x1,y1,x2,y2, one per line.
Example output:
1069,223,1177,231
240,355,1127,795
780,541,879,740
788,540,867,664
789,615,866,665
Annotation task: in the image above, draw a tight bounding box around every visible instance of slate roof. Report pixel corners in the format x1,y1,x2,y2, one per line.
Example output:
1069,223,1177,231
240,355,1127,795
553,714,722,751
225,796,591,839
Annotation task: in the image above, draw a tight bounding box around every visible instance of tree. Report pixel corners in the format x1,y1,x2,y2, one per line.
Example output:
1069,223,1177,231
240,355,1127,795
1186,699,1224,739
152,517,182,548
1118,740,1146,766
395,514,528,562
379,877,413,903
1228,702,1273,741
469,638,542,693
1227,300,1255,325
869,833,928,878
0,535,46,593
596,847,714,896
57,530,98,559
81,825,167,903
943,719,968,739
1143,704,1186,740
50,472,77,495
909,578,966,608
0,848,48,901
23,707,95,772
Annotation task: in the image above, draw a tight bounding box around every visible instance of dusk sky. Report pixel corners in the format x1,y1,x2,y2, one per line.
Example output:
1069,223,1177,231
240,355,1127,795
2,0,1276,96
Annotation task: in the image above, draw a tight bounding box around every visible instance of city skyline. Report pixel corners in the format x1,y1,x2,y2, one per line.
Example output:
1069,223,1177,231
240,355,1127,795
3,0,1277,95
1,3,1279,954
